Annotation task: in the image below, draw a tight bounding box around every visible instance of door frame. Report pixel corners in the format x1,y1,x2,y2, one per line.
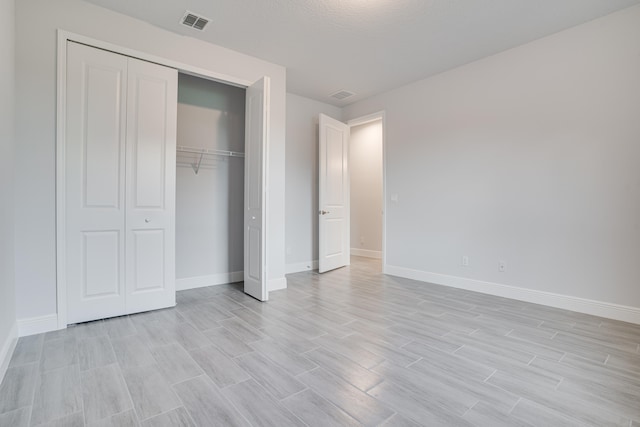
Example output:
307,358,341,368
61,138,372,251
55,30,261,329
346,111,387,271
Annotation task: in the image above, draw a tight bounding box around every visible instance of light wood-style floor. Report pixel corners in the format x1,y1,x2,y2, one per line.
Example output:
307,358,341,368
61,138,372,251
1,257,640,426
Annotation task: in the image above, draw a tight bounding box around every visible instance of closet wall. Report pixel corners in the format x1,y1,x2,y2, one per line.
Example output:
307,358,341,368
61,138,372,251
176,74,245,288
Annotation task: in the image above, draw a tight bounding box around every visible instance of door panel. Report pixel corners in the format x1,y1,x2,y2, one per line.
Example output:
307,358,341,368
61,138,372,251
244,77,270,301
131,77,168,208
82,231,121,298
132,229,165,291
83,66,123,208
66,42,128,323
125,57,177,314
318,114,350,273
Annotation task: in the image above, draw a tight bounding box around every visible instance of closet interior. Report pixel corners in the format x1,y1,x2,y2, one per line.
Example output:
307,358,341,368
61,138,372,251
175,74,246,289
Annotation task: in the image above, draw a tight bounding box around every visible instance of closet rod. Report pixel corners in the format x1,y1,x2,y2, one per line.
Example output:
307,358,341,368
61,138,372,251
176,145,245,158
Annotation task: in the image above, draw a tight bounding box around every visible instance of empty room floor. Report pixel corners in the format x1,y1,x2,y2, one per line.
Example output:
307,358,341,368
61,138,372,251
1,257,639,426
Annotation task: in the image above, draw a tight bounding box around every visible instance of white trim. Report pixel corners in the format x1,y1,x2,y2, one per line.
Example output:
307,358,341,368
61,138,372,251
0,323,18,384
176,272,244,291
347,111,385,127
56,31,68,329
268,277,288,292
17,314,59,337
351,248,382,259
57,30,252,87
385,265,640,325
286,260,319,274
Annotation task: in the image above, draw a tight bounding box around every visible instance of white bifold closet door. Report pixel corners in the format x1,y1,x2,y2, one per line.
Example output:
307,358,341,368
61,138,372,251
243,77,269,301
65,42,177,324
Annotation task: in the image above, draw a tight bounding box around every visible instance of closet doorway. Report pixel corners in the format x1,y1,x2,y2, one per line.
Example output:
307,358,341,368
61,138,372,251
175,74,246,292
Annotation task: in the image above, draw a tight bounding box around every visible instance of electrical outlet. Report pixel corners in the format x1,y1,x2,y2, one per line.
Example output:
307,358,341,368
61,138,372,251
462,256,469,266
498,260,507,272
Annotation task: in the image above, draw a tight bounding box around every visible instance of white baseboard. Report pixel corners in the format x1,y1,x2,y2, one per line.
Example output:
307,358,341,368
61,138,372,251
176,271,244,291
0,322,18,384
351,248,382,259
385,265,640,325
269,277,288,292
17,314,59,337
286,260,318,274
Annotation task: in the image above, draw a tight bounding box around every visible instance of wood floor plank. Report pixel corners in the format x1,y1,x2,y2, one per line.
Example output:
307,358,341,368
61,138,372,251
111,334,156,369
368,380,474,427
141,407,195,427
0,363,38,414
172,376,249,427
188,345,250,388
298,368,394,426
122,363,181,421
80,364,133,424
249,338,316,376
234,352,305,399
150,344,203,386
203,327,254,358
222,379,303,427
304,347,383,391
30,365,83,426
0,407,30,427
9,335,44,368
281,389,360,427
39,336,77,373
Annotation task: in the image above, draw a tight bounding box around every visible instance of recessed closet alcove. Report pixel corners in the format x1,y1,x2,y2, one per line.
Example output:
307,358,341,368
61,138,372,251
175,74,246,290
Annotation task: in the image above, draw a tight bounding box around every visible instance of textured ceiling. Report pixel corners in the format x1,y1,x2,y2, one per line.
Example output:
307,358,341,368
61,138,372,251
84,0,640,105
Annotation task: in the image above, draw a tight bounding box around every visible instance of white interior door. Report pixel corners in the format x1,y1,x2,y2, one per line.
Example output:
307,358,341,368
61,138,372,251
124,57,177,314
66,42,128,324
318,114,350,273
244,77,270,301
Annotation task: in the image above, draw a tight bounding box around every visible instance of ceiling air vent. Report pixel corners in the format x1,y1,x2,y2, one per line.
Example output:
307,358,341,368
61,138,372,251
181,11,210,31
330,90,355,101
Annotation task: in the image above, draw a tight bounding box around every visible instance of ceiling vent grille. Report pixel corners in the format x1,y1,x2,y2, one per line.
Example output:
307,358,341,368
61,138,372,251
181,11,210,31
330,90,355,101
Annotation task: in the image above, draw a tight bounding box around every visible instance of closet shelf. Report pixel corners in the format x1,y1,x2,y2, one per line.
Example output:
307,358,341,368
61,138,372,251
177,145,245,175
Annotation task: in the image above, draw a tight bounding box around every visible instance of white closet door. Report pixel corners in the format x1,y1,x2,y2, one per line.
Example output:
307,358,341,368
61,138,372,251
66,42,128,324
244,77,270,301
124,57,177,314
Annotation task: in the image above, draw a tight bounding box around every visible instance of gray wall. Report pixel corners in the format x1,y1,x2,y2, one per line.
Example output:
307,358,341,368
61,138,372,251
285,93,342,272
0,0,17,366
176,74,245,280
343,5,640,308
14,0,287,322
350,120,383,255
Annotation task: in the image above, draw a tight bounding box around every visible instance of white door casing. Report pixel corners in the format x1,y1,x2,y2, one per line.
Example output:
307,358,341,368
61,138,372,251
244,77,270,301
318,114,350,273
124,57,177,314
65,42,177,324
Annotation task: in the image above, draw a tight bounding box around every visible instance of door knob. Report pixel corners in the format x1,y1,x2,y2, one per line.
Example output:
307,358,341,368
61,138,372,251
319,210,330,215
144,218,150,223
